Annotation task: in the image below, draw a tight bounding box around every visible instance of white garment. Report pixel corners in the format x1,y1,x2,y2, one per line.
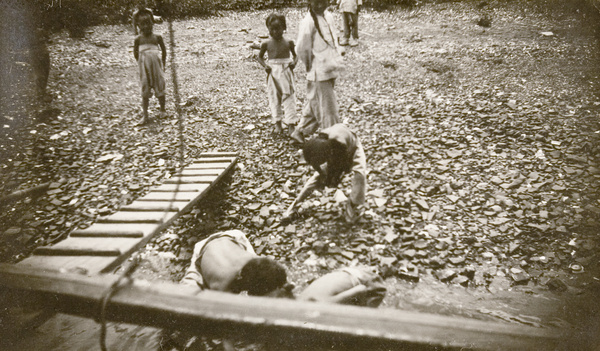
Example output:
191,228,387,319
338,0,362,14
267,58,298,124
296,11,343,82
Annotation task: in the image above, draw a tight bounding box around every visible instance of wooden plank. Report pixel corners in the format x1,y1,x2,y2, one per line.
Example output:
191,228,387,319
69,223,159,238
179,169,224,176
152,184,211,192
136,191,200,202
185,162,232,170
0,265,565,351
17,153,236,276
200,152,238,157
193,157,236,163
120,201,185,212
96,211,176,224
33,247,121,256
164,176,218,184
50,237,143,251
17,256,117,275
71,230,143,238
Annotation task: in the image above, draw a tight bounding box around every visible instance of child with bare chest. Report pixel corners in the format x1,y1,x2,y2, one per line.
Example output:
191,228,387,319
257,14,299,137
133,9,167,124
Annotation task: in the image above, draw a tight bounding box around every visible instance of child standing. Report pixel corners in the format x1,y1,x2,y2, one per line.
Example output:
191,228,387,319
283,123,367,223
257,13,299,136
133,9,166,125
293,0,344,145
338,0,361,47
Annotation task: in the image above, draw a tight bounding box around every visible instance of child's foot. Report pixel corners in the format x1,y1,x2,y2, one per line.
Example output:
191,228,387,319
339,37,349,46
287,124,297,137
137,115,150,126
273,121,283,134
290,129,304,145
343,201,359,224
281,208,297,225
349,38,359,47
159,110,167,119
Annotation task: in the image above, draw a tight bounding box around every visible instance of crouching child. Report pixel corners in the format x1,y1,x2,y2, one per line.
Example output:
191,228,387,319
284,123,367,223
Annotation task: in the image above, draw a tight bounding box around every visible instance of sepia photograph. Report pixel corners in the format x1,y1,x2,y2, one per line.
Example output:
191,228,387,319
0,0,599,349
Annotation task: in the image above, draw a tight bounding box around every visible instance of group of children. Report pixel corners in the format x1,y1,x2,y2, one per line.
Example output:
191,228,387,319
133,2,372,347
259,0,362,143
259,0,366,223
132,0,366,221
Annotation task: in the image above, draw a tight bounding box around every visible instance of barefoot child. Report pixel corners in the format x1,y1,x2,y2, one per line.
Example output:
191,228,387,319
133,9,166,124
292,0,344,144
257,13,299,136
284,123,366,223
337,0,361,47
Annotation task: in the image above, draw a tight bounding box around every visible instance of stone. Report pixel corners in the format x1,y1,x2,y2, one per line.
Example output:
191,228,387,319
546,278,568,292
414,239,428,250
511,270,531,285
398,267,420,282
449,256,466,265
436,269,457,282
452,275,470,287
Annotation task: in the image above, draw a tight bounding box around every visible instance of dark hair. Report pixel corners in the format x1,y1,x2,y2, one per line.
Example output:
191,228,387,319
266,13,286,31
303,135,349,187
135,8,154,26
235,257,288,296
308,4,327,45
303,134,330,168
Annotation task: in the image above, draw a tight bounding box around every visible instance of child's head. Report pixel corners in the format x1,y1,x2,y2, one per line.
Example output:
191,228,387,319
304,134,348,187
266,13,286,39
137,11,154,35
303,135,331,170
235,257,290,296
309,0,329,15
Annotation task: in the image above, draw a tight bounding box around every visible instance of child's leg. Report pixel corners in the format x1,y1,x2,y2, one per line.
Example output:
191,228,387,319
158,95,166,114
141,96,150,124
349,143,367,206
281,93,298,134
267,75,284,129
340,12,351,45
351,12,359,39
315,79,340,129
297,81,321,138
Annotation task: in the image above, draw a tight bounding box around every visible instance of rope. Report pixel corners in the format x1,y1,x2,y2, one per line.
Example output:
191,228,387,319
98,13,186,351
98,253,142,351
167,18,186,172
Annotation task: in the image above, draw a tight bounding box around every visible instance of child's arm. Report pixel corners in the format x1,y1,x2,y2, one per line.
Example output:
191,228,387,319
133,36,140,61
157,35,167,67
289,40,297,70
283,172,324,218
296,18,313,71
257,41,271,74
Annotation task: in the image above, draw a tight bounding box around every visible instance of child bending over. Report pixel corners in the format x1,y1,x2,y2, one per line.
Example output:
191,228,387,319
284,123,367,223
257,13,299,137
133,9,166,125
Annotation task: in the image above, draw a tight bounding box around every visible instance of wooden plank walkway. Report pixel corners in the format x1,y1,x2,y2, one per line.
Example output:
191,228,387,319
17,152,237,275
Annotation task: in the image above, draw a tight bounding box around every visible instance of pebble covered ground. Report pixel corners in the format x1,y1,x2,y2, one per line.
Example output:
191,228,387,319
1,0,599,343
